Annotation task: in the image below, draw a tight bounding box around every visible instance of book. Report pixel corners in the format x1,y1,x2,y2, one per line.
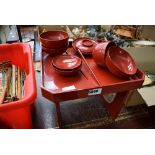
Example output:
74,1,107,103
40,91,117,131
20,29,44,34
12,64,16,98
0,70,7,104
17,67,21,99
15,66,18,99
0,86,7,104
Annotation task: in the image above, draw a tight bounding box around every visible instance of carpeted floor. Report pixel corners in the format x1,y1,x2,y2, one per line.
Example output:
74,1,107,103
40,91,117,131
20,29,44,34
61,104,148,129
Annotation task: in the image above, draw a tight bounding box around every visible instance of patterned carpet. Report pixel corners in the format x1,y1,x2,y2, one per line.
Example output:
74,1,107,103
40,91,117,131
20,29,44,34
60,104,148,129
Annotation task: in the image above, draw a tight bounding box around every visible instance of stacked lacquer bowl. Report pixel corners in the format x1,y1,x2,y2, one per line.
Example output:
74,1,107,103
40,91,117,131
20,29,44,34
40,31,69,56
40,31,82,76
52,55,82,76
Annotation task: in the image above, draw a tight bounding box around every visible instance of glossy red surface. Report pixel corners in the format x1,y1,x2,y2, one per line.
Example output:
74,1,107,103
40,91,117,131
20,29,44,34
66,46,77,55
41,52,99,95
54,65,82,76
72,37,97,55
52,55,82,71
42,45,67,56
40,31,69,48
41,47,144,120
106,46,137,78
92,41,116,67
82,39,93,47
41,49,144,99
41,42,69,49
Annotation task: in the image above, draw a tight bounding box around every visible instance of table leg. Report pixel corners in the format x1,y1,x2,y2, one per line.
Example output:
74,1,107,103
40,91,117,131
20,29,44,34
100,91,130,119
55,102,62,128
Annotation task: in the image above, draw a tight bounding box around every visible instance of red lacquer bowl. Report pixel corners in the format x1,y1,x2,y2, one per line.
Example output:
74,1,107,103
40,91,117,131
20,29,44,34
106,46,137,78
54,66,81,76
42,45,67,56
52,55,82,71
40,31,69,49
72,37,97,55
92,41,116,67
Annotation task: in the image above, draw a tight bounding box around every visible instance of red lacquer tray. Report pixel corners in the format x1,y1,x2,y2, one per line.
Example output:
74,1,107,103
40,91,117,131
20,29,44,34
41,45,144,127
41,49,144,101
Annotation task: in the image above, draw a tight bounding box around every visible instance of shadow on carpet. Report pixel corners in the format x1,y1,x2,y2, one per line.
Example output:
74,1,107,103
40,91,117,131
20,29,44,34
57,96,149,129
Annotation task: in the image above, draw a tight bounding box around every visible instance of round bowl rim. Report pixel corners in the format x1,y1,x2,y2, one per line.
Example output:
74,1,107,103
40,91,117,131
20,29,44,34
52,55,82,71
106,46,137,75
40,30,69,42
72,37,97,52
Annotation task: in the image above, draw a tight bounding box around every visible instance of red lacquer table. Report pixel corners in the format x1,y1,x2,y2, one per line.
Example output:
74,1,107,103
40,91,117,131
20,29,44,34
41,46,144,128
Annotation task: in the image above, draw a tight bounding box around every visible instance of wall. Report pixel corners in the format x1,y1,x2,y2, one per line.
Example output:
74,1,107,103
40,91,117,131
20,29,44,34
141,25,155,40
0,26,7,43
0,25,19,43
124,47,155,73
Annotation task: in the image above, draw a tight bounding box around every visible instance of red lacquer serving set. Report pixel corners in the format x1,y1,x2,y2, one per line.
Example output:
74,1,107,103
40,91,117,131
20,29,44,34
40,30,144,128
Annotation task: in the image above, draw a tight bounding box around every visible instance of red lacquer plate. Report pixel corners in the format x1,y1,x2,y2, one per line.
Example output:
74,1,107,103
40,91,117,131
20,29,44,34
72,37,97,55
52,55,82,71
54,66,81,76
